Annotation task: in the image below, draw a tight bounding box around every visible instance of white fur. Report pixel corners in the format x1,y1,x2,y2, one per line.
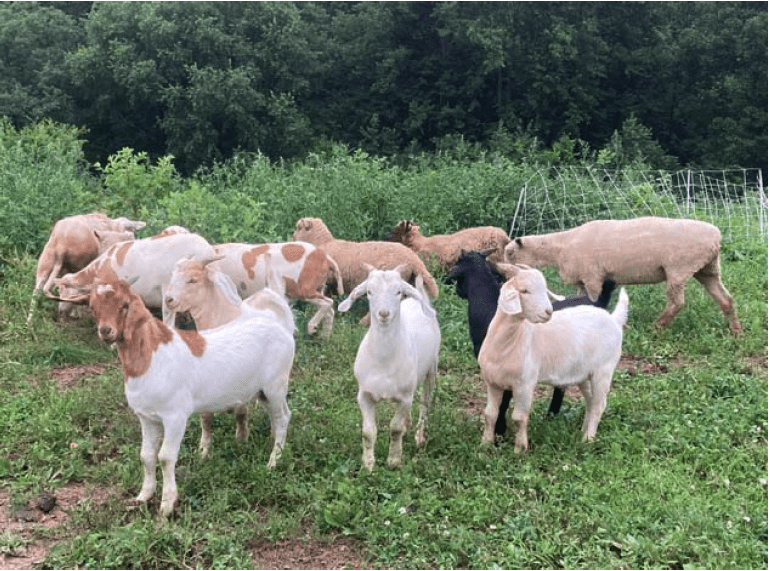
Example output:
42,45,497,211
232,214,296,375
338,266,441,471
478,264,629,452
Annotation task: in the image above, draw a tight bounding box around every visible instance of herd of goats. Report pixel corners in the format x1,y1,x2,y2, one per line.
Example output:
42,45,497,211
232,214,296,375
26,212,740,517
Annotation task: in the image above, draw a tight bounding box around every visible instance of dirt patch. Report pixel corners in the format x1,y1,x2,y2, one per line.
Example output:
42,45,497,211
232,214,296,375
0,482,114,570
250,535,366,570
49,363,118,390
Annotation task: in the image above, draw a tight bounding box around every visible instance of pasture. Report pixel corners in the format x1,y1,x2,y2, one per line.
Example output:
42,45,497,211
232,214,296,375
0,232,766,569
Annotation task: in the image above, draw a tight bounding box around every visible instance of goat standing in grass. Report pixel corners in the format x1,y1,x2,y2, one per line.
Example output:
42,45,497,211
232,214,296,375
478,264,628,452
89,275,294,518
338,265,440,471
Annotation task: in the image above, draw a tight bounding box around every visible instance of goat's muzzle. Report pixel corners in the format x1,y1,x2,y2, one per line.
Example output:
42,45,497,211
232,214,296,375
98,325,119,344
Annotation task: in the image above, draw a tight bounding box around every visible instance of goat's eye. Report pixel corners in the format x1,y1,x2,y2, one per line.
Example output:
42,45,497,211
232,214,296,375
520,289,529,294
187,278,197,284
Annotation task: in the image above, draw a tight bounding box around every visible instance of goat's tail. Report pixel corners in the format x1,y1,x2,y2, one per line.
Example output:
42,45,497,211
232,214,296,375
612,287,629,328
326,254,345,296
594,279,617,309
420,268,440,300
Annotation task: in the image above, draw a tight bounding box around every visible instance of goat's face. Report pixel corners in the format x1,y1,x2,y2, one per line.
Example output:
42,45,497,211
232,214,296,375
445,251,505,298
365,271,408,326
90,280,135,344
165,259,206,314
499,267,553,323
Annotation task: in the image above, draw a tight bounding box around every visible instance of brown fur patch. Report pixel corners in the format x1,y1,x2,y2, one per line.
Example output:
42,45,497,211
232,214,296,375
115,241,133,266
242,245,270,279
177,329,206,357
283,248,327,299
282,243,306,263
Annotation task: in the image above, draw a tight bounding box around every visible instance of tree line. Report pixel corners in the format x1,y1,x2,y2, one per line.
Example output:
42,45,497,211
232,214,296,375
0,1,766,175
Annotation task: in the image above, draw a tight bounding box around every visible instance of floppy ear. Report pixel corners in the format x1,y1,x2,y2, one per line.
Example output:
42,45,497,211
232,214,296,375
498,286,522,315
401,283,436,319
338,280,368,313
211,270,242,306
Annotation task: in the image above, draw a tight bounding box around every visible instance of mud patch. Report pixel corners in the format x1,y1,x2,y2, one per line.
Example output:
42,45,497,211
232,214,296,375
0,482,114,570
49,363,117,390
250,535,365,570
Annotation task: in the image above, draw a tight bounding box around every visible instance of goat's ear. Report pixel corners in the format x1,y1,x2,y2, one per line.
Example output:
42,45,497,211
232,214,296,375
498,286,522,315
211,271,242,305
402,283,436,319
126,275,140,287
495,263,520,280
515,237,524,247
338,281,367,313
393,263,410,277
547,289,565,302
361,262,376,275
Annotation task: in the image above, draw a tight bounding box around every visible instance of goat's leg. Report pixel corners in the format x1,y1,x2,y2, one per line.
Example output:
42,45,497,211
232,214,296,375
580,369,611,441
136,415,163,503
234,405,249,442
510,387,534,453
656,277,686,327
265,392,291,469
306,297,334,337
415,368,436,447
157,416,188,518
494,391,511,437
482,384,505,444
546,387,565,417
388,400,412,468
199,413,214,458
695,270,741,335
358,390,377,472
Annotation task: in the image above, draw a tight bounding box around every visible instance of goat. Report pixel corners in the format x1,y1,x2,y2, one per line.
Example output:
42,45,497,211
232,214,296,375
164,253,295,459
478,264,629,452
89,275,294,518
27,212,145,323
445,249,616,436
338,265,441,471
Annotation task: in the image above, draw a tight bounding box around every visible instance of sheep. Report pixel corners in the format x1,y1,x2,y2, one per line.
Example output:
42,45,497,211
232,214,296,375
338,265,441,471
292,217,439,300
89,274,294,518
27,212,146,323
386,220,510,270
445,249,616,437
50,232,216,324
505,216,740,334
164,253,296,459
478,264,629,452
210,241,344,337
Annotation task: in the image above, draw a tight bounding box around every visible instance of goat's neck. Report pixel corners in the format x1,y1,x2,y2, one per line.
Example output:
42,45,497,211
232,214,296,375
189,288,242,330
480,310,528,370
366,315,409,359
117,314,173,379
528,235,564,266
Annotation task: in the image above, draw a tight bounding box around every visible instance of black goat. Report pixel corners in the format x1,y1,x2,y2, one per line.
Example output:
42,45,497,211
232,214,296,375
445,250,616,438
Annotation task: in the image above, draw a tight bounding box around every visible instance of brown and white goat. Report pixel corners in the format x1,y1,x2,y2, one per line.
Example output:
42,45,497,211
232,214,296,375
27,212,146,323
90,275,294,518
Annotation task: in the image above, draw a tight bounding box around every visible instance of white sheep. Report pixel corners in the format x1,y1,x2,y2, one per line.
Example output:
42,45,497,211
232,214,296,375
50,231,216,324
292,217,439,299
478,264,629,452
386,220,510,270
338,265,441,471
89,274,294,518
164,253,295,459
211,241,343,337
505,216,740,334
27,212,146,323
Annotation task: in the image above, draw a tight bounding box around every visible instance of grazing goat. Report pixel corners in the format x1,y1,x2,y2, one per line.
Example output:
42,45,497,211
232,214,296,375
478,264,629,452
292,217,439,299
338,265,440,471
386,220,510,270
27,212,146,323
505,216,740,334
89,275,294,518
51,232,216,324
164,253,296,459
211,241,343,337
445,250,616,434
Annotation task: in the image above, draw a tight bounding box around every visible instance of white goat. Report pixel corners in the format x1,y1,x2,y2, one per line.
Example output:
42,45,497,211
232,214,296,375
164,253,295,458
89,275,294,518
478,264,629,453
338,265,441,471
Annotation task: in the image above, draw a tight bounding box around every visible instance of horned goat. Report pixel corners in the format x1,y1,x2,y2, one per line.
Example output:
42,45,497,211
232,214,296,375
478,264,629,452
27,212,146,323
164,253,295,459
292,218,439,299
445,249,616,435
386,220,510,270
338,265,441,471
89,275,294,518
211,241,343,337
505,216,740,334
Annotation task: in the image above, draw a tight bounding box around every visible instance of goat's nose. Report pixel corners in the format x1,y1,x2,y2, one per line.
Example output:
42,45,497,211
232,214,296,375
378,309,390,320
165,295,175,306
98,325,114,339
544,308,553,318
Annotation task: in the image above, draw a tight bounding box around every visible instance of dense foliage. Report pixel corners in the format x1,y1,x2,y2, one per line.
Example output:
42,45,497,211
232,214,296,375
0,1,766,175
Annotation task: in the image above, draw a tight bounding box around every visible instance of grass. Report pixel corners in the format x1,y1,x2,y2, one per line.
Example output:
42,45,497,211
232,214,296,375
0,235,767,569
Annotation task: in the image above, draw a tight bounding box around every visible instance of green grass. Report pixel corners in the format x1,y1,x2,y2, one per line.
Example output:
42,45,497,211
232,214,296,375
1,235,766,569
